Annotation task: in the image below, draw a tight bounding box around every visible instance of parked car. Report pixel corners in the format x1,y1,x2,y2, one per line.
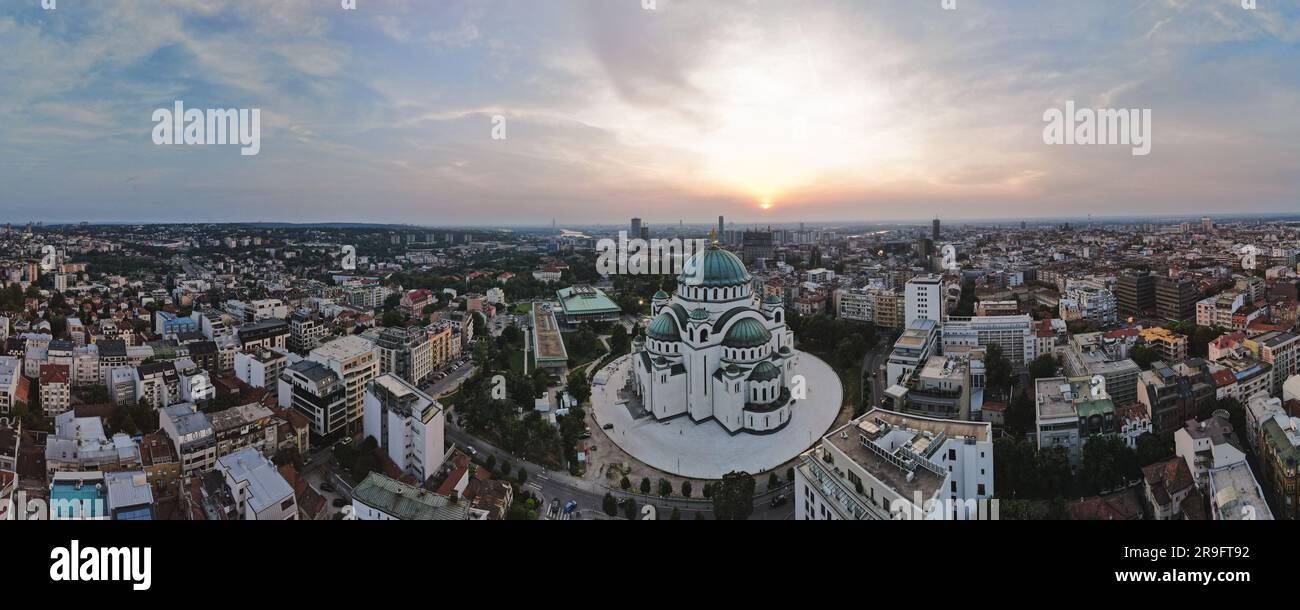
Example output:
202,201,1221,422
464,446,478,457
320,482,336,493
602,423,615,430
332,498,349,508
769,494,788,508
563,500,578,514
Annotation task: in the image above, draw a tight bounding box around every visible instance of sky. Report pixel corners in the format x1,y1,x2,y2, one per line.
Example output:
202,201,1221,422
1,0,1298,226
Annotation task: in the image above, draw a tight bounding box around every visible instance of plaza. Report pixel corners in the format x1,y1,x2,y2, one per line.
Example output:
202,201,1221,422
591,350,843,479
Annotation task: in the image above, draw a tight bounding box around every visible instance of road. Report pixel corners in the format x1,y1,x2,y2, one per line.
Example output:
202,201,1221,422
862,337,895,409
446,424,793,520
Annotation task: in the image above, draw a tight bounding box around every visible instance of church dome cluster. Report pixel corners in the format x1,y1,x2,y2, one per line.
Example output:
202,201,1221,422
632,245,799,435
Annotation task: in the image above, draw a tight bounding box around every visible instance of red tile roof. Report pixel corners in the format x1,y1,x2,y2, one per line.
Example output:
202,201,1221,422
38,364,70,386
1210,369,1237,388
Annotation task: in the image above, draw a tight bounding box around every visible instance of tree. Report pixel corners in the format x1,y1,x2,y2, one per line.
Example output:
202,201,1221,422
1129,344,1160,370
1028,354,1057,380
712,471,756,520
681,480,693,498
610,324,630,354
658,478,672,498
566,373,591,405
640,477,651,494
1005,387,1036,439
272,448,304,469
603,493,618,517
1079,436,1138,495
670,507,681,520
768,472,781,490
516,468,528,485
623,496,638,520
381,309,405,328
985,344,1014,390
1135,433,1172,467
81,384,111,405
786,467,795,483
620,475,631,491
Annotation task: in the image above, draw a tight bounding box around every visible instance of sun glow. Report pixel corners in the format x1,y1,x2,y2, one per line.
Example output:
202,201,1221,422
580,25,919,212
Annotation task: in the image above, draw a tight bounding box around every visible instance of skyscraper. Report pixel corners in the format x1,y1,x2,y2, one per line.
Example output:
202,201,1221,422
631,218,642,239
932,218,941,241
718,215,724,237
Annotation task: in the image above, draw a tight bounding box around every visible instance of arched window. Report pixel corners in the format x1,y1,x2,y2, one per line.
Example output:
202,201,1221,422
700,329,710,342
775,311,782,323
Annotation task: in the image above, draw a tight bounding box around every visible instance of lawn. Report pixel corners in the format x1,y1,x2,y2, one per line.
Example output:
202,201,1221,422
561,331,608,369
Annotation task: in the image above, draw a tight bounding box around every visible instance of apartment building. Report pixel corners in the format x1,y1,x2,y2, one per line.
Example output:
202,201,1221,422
904,274,944,327
44,412,141,477
1060,332,1142,407
279,359,348,440
942,315,1036,367
210,403,278,459
886,320,939,388
159,403,217,474
794,409,994,520
1245,331,1299,395
234,346,288,390
289,311,327,354
372,326,433,387
308,336,379,437
1174,414,1247,489
0,357,23,416
1137,361,1217,439
215,447,297,520
1035,376,1117,468
1258,411,1300,520
1155,277,1199,322
1117,272,1155,315
38,364,71,418
363,373,446,483
1139,327,1188,362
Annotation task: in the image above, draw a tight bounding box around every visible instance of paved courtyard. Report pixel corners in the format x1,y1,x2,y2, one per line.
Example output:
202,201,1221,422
590,351,843,479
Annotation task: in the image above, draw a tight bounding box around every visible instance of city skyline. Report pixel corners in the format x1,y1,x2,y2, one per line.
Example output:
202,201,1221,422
3,1,1298,224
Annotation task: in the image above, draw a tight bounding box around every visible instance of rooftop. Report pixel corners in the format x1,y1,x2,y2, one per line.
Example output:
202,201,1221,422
309,335,376,363
555,285,621,315
105,471,154,518
217,447,294,515
1207,461,1273,520
823,408,988,501
351,471,470,520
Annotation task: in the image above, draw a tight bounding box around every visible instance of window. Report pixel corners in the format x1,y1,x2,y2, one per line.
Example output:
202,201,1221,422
977,484,986,496
949,449,956,461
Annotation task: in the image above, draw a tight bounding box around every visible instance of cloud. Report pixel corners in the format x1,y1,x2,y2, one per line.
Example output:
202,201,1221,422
1,0,1297,224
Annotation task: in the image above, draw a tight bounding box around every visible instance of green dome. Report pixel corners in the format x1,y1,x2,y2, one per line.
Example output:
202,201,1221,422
748,360,781,382
764,294,782,304
723,318,772,348
689,308,710,321
653,290,669,300
678,245,750,288
647,312,682,342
